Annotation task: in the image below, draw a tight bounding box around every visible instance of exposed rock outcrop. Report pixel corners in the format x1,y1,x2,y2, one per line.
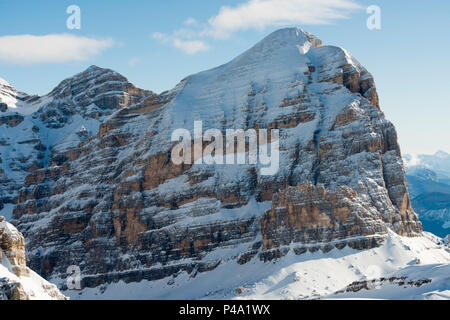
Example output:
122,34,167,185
261,183,387,252
334,277,432,295
0,216,67,300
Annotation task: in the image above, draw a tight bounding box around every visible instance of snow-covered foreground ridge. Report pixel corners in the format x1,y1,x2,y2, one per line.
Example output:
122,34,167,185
0,28,446,300
0,216,67,299
65,231,450,300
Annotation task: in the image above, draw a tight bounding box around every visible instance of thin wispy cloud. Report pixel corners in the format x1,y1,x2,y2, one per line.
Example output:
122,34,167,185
207,0,362,39
0,34,114,64
172,39,210,55
152,32,210,55
153,0,362,54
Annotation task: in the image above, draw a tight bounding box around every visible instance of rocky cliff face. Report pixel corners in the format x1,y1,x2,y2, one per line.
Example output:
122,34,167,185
0,216,67,300
1,28,421,292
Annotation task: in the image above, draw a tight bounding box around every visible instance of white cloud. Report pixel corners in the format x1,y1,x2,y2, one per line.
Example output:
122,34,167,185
152,32,210,55
207,0,362,38
0,34,114,64
152,0,362,54
172,39,210,55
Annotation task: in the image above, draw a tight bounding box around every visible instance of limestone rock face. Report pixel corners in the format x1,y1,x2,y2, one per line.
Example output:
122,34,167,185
0,216,27,275
261,183,388,252
1,28,421,292
0,216,67,300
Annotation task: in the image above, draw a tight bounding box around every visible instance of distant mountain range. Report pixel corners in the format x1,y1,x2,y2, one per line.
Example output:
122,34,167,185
404,151,450,237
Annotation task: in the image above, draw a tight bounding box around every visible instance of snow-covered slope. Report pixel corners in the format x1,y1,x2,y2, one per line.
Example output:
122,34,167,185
63,230,450,300
0,77,43,115
0,260,67,300
0,216,67,300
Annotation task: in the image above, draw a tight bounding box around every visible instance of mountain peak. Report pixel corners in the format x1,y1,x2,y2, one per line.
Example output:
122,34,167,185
0,76,13,88
49,65,129,98
262,27,323,47
76,64,119,79
86,65,103,72
79,65,115,77
246,27,323,56
215,27,326,79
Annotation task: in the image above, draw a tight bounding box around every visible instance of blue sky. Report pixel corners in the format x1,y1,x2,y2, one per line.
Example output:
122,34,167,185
0,0,449,155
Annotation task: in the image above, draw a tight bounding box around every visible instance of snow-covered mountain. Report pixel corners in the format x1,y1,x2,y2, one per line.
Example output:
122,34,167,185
1,28,448,300
404,151,450,238
405,151,450,179
0,66,155,219
0,77,43,115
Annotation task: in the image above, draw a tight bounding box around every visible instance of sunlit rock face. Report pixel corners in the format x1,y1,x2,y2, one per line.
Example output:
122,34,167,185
2,28,420,291
0,216,67,300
